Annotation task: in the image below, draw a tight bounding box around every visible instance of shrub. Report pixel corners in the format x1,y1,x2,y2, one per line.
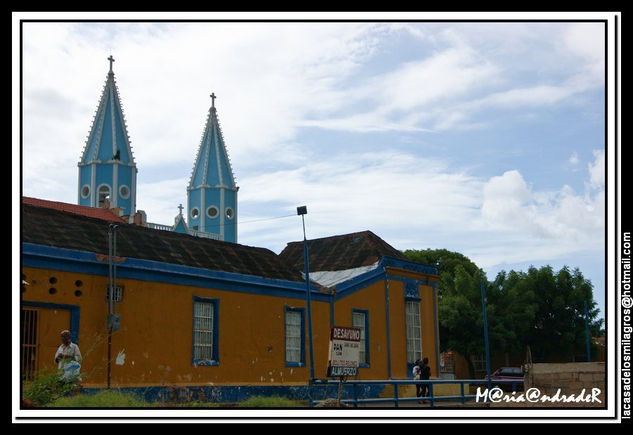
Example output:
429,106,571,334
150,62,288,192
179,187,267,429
22,367,80,407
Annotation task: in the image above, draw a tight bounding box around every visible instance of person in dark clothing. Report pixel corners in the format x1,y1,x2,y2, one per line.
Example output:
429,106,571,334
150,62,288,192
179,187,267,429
419,357,431,403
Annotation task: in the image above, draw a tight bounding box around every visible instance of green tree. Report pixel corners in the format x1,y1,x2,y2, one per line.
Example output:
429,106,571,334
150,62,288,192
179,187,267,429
514,265,603,361
403,249,493,378
403,249,603,375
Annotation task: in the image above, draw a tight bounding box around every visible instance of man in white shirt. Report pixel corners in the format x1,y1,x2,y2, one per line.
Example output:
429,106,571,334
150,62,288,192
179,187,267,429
54,330,82,382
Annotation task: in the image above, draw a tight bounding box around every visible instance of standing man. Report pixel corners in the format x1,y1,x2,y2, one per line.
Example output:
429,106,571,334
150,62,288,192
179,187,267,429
54,330,82,384
419,357,431,403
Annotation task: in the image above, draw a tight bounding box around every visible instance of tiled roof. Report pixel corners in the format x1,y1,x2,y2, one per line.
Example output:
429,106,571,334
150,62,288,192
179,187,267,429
22,202,303,282
22,197,127,223
279,230,409,272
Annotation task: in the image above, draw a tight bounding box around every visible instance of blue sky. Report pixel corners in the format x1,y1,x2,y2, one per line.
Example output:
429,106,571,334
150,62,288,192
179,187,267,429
16,15,615,322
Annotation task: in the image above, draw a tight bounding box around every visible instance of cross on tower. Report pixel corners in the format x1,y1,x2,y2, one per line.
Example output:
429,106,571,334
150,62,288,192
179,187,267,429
210,92,217,108
178,204,184,215
108,55,115,72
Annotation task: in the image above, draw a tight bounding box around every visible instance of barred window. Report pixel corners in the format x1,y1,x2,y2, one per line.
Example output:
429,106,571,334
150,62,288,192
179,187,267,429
193,299,216,363
106,286,124,303
405,301,422,364
285,308,303,365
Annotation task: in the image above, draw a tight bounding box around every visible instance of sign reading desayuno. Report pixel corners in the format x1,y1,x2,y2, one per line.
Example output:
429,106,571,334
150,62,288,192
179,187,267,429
327,326,361,377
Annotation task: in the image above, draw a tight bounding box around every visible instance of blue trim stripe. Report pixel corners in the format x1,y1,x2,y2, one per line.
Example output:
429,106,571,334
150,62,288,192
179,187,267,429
22,243,327,302
21,244,438,306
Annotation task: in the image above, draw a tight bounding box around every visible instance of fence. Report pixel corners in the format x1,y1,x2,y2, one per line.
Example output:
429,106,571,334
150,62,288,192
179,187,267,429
308,378,524,407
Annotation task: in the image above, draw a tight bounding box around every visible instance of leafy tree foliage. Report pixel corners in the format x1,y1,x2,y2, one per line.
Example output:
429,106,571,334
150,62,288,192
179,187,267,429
403,249,603,375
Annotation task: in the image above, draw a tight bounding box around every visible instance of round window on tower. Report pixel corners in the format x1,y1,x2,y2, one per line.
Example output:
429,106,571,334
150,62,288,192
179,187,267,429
207,206,219,218
81,185,90,199
225,207,234,219
119,185,130,199
191,207,200,219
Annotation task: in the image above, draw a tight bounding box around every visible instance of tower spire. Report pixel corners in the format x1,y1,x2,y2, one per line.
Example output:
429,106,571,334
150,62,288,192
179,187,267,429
78,56,137,216
187,92,238,242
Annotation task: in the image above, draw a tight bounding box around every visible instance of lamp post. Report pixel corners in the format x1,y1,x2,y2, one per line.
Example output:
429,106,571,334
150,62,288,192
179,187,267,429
297,206,315,381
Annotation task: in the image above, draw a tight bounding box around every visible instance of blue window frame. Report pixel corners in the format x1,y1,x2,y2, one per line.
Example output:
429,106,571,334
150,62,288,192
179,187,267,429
352,309,370,367
192,297,219,366
284,306,305,367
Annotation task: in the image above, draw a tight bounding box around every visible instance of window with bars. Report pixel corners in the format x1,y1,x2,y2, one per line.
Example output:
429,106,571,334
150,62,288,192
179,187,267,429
21,308,38,381
405,300,422,364
352,309,369,366
193,298,218,365
285,308,304,366
106,286,124,302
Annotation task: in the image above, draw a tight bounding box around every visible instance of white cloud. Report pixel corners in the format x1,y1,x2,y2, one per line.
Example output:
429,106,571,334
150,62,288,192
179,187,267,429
588,149,605,189
478,153,605,251
19,20,607,291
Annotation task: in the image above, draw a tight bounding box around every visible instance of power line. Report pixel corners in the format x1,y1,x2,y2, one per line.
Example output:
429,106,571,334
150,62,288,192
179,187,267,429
238,214,296,225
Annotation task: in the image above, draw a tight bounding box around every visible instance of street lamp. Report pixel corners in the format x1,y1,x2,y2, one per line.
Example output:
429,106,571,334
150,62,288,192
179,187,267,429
297,206,315,381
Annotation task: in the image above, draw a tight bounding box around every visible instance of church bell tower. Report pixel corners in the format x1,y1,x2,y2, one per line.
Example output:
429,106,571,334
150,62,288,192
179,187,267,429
77,56,137,216
187,93,238,243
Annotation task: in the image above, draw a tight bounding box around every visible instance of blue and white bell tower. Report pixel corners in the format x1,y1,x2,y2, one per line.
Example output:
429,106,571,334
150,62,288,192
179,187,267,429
77,56,137,216
187,93,238,243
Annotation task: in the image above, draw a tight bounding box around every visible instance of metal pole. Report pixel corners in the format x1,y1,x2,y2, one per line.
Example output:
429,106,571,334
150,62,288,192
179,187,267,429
584,300,591,362
383,270,392,379
432,283,440,378
300,211,315,381
481,281,491,391
107,225,113,389
107,224,118,389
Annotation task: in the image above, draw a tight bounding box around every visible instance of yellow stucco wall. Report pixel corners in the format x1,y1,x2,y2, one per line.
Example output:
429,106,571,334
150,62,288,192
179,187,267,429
21,264,438,389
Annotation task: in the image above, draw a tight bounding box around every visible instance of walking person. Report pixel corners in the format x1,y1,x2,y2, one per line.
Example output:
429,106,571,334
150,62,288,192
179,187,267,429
419,357,431,403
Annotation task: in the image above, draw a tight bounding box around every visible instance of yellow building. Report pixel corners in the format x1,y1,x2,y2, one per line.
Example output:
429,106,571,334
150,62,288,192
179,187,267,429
21,198,440,402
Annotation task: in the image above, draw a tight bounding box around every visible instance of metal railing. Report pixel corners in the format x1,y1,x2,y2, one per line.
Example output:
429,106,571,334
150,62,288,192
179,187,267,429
308,378,524,407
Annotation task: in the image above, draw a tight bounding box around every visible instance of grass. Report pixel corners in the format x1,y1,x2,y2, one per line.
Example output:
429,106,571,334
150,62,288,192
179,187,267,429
48,390,149,407
237,395,305,408
42,391,304,408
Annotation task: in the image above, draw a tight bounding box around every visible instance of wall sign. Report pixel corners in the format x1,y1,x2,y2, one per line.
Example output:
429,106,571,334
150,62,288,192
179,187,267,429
327,326,361,377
